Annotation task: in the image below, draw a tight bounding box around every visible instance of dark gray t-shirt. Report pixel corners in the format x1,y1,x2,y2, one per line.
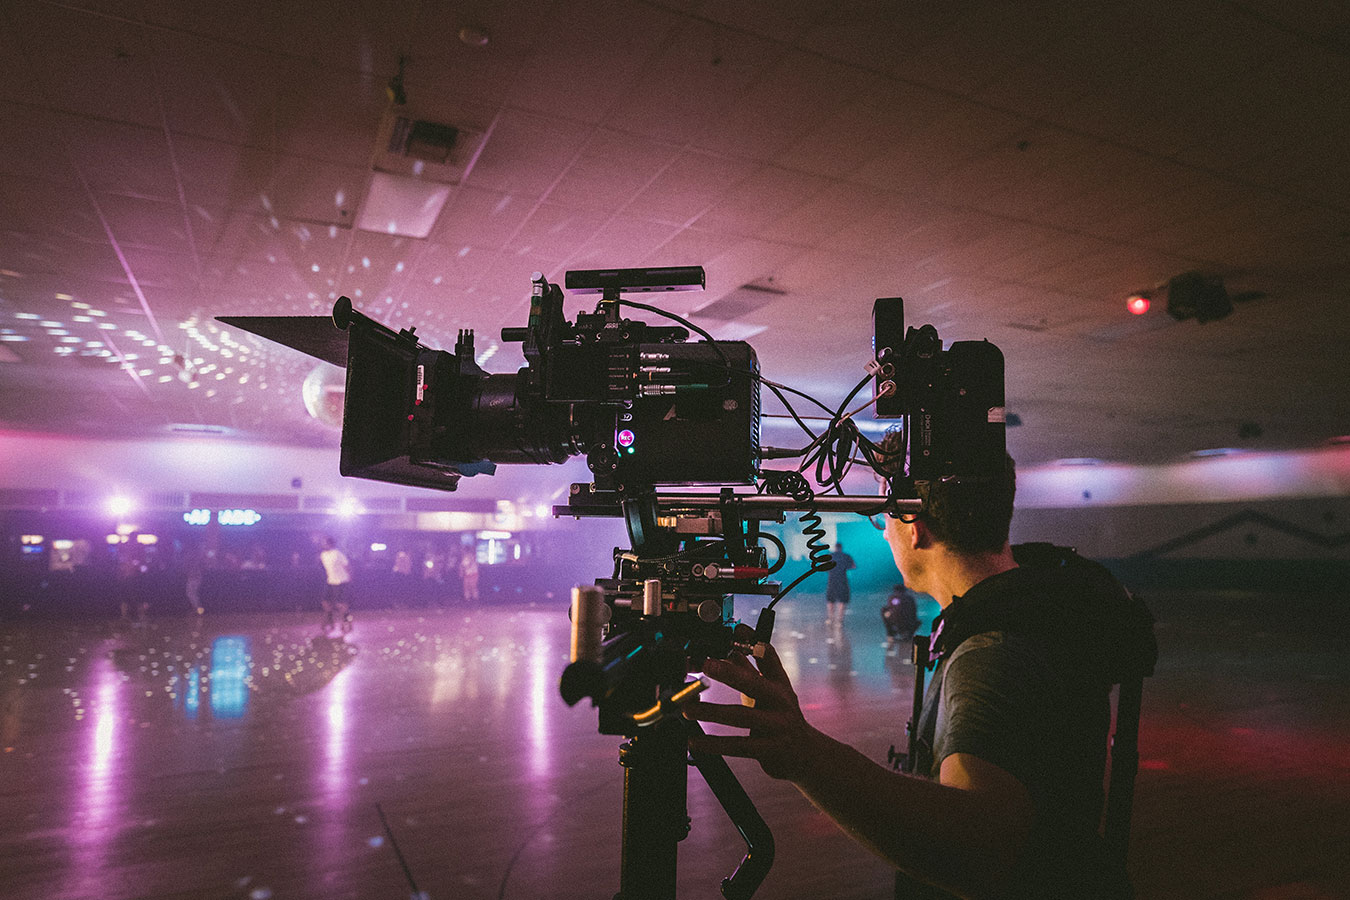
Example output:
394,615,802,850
917,631,1122,899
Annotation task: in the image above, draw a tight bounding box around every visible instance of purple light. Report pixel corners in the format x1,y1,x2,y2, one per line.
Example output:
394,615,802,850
617,429,635,448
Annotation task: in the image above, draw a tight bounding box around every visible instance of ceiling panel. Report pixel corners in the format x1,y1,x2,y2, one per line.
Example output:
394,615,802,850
0,0,1345,465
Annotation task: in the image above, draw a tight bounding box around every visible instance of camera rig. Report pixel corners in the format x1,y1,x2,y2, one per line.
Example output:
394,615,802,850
218,265,1005,899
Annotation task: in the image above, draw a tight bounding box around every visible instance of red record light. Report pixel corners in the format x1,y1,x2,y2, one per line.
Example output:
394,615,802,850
1127,295,1150,316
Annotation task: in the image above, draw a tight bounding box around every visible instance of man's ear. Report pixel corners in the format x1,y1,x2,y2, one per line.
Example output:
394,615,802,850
910,517,934,550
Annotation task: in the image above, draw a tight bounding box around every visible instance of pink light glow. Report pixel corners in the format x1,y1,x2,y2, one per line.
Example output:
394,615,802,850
63,658,122,897
526,621,553,781
323,667,352,802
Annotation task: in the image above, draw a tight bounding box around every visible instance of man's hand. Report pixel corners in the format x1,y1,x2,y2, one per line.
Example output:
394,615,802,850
683,644,820,782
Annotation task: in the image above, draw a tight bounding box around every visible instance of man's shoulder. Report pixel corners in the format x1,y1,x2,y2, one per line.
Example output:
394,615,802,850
944,631,1053,696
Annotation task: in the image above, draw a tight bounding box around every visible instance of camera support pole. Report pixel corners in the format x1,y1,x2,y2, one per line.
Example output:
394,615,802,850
563,491,921,899
617,696,690,900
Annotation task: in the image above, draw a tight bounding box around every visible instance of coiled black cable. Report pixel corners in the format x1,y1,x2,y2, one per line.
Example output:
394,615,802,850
759,470,833,609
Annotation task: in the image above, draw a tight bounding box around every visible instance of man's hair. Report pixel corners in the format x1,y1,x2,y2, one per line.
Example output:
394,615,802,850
878,431,1016,555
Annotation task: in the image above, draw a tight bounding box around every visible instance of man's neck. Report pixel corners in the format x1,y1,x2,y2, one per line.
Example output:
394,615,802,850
930,544,1018,609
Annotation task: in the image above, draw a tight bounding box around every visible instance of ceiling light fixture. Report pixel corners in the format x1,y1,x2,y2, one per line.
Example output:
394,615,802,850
1166,271,1232,323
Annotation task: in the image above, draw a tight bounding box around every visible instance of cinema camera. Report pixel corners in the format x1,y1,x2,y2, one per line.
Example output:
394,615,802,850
219,265,1006,900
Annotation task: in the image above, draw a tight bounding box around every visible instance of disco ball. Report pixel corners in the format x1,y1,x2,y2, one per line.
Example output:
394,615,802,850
301,363,345,428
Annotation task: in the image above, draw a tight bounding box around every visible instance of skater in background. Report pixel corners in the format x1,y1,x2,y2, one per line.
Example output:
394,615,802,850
825,541,856,628
319,536,352,635
460,549,481,603
881,582,920,650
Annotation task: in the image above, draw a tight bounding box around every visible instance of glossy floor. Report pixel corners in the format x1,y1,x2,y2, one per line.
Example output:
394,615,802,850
2,590,1347,900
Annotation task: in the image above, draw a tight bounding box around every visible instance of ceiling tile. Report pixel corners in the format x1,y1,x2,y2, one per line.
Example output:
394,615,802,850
629,151,760,225
641,227,744,270
796,2,974,74
693,165,834,238
428,185,536,251
603,17,787,144
543,129,683,213
823,194,953,260
157,33,283,147
466,109,595,196
774,79,951,180
10,3,162,128
507,0,682,124
755,181,889,248
691,49,881,162
0,102,81,186
63,118,177,200
0,175,105,242
272,58,390,168
503,201,610,263
888,0,1079,96
849,99,1030,194
565,216,685,270
95,193,196,256
691,0,834,42
266,156,370,227
407,0,558,107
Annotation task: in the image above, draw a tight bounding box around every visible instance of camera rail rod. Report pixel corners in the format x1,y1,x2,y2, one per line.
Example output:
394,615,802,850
650,492,922,517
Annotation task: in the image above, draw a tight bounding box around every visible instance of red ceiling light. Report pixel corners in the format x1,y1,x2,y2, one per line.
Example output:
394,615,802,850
1126,294,1151,316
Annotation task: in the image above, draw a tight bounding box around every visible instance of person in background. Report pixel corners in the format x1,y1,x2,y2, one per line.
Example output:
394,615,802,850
319,536,352,635
184,543,205,616
881,581,920,651
460,549,480,603
825,541,856,628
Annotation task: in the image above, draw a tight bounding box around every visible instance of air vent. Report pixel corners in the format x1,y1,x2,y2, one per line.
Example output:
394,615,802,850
166,423,230,436
371,111,487,185
691,281,787,321
389,118,458,163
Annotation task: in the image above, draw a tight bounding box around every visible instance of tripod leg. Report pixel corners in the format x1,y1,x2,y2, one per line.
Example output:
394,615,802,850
617,719,689,900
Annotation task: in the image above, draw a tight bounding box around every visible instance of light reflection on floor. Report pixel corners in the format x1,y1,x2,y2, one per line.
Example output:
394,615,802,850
2,593,1348,900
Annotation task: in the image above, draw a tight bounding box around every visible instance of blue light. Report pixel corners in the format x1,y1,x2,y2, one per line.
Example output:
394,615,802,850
210,636,250,719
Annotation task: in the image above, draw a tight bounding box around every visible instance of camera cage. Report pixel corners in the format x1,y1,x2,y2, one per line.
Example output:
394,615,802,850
217,264,1005,899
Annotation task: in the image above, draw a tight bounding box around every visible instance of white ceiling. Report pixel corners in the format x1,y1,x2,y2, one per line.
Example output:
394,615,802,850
0,0,1347,469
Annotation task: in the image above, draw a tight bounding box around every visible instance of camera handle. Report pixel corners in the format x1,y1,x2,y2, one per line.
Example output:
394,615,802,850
567,625,774,900
612,717,775,900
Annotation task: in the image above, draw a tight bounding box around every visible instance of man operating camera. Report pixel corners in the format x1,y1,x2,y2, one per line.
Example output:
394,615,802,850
685,446,1138,899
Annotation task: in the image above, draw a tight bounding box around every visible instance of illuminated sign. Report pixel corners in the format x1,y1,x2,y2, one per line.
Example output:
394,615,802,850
218,509,261,526
183,508,262,526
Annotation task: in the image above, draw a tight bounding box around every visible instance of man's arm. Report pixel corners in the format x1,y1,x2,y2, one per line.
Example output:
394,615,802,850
685,647,1033,900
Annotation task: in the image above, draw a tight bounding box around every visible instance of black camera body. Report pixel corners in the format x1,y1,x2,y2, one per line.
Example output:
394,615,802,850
337,267,760,495
873,298,1006,487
